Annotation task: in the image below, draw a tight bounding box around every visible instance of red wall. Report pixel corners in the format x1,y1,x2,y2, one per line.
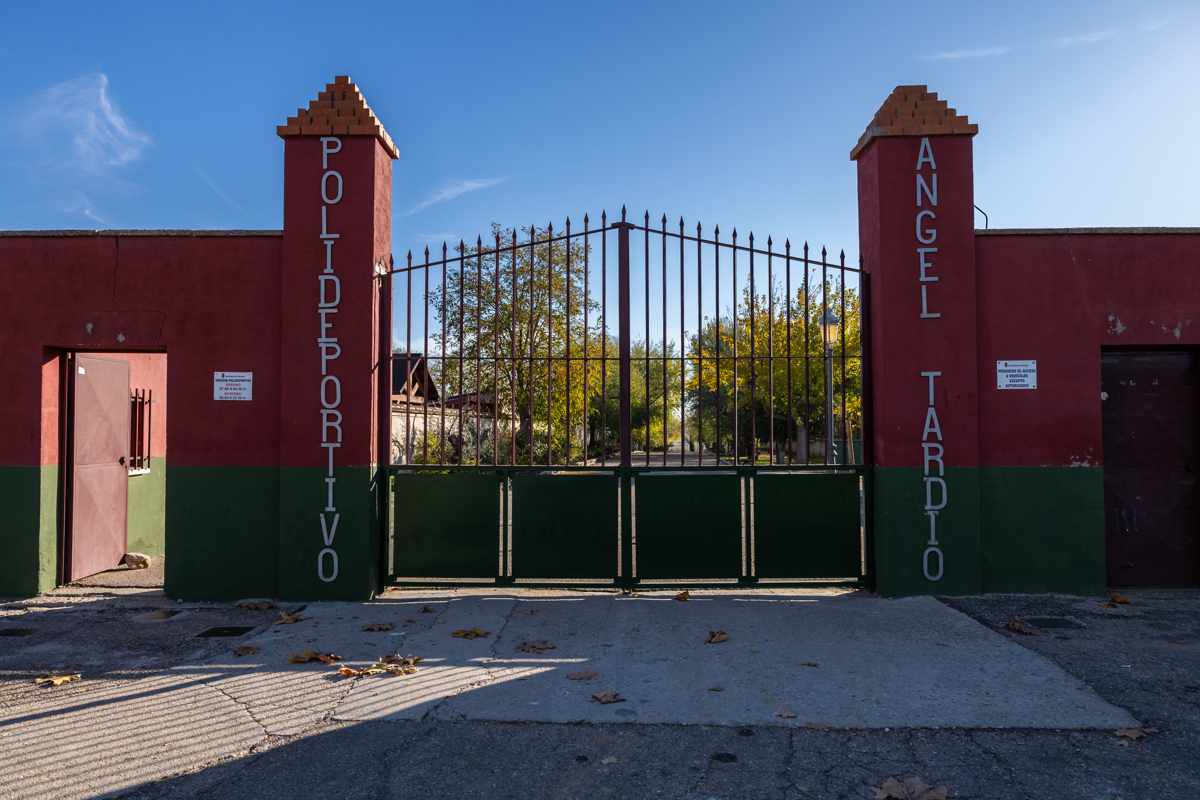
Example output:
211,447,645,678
0,233,282,468
976,231,1200,467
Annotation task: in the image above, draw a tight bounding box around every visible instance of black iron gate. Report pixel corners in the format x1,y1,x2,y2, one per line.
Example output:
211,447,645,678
386,208,871,586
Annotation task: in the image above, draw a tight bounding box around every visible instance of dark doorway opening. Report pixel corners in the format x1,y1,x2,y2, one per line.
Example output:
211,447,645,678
1102,349,1200,586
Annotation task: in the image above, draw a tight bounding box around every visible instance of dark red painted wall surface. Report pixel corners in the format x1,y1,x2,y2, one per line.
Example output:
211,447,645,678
858,134,979,469
280,137,391,468
0,234,281,468
976,232,1200,467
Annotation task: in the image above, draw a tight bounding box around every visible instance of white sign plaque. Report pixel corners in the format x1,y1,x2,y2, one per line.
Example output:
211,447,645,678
997,360,1037,390
214,371,253,401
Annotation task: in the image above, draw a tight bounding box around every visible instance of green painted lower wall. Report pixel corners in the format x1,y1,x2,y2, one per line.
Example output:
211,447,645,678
0,465,57,597
165,465,280,600
980,466,1105,595
278,466,382,601
873,466,982,596
127,457,166,556
873,465,1107,597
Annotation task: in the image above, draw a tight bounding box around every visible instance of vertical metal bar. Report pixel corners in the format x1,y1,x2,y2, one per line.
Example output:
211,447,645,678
785,239,793,466
821,246,829,467
528,226,536,466
601,211,608,468
714,226,721,464
565,217,572,465
749,233,756,466
146,389,152,471
510,231,518,465
618,215,632,468
860,268,876,588
405,250,413,465
429,248,434,462
802,242,810,465
695,222,703,467
440,243,447,465
616,212,633,586
767,237,774,465
475,237,483,466
546,221,554,466
678,217,685,467
583,214,590,464
458,240,466,465
643,211,650,467
840,251,848,464
731,230,739,465
661,214,668,466
493,234,501,466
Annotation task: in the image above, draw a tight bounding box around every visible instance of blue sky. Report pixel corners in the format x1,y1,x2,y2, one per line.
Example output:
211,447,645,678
2,1,1196,271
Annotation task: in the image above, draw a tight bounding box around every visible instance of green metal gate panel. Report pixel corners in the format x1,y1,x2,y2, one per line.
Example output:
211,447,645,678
393,472,500,578
511,472,619,580
754,472,861,579
634,473,742,580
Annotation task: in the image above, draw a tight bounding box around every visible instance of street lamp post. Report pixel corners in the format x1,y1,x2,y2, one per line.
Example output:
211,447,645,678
821,309,840,465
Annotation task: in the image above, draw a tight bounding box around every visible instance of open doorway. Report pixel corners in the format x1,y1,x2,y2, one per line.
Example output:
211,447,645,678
58,351,168,587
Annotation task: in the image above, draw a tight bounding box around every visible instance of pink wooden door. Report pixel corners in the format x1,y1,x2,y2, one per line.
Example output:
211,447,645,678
69,355,130,581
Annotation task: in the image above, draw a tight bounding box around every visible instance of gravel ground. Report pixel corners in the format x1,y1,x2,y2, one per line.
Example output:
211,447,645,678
2,588,1197,799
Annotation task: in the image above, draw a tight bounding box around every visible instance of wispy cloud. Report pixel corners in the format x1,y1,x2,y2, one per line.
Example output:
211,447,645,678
10,73,149,224
19,73,151,173
405,177,506,216
1054,29,1116,48
64,191,108,226
923,45,1011,62
195,166,240,210
416,233,461,246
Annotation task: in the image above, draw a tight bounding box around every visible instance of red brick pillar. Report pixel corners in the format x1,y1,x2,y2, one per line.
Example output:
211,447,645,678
277,76,397,599
853,86,982,594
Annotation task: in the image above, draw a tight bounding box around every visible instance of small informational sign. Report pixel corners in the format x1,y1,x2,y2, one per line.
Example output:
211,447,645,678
213,371,253,401
997,360,1037,390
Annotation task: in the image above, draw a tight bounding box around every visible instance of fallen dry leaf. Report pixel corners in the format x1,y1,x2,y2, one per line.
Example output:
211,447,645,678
1004,618,1039,636
873,776,949,800
1109,592,1131,605
516,640,556,654
362,622,394,632
567,670,599,681
275,611,305,625
142,609,176,620
1116,727,1157,741
34,673,80,688
776,711,797,719
705,630,729,644
452,627,490,639
674,591,690,602
232,645,259,657
335,654,422,678
591,691,625,705
237,599,276,611
288,650,342,665
800,661,819,668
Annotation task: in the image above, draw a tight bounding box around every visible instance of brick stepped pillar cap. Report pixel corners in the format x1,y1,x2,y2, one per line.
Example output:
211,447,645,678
850,84,977,160
277,75,398,159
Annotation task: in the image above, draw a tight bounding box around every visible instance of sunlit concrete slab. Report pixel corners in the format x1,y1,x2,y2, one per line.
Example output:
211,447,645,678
326,590,1136,729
